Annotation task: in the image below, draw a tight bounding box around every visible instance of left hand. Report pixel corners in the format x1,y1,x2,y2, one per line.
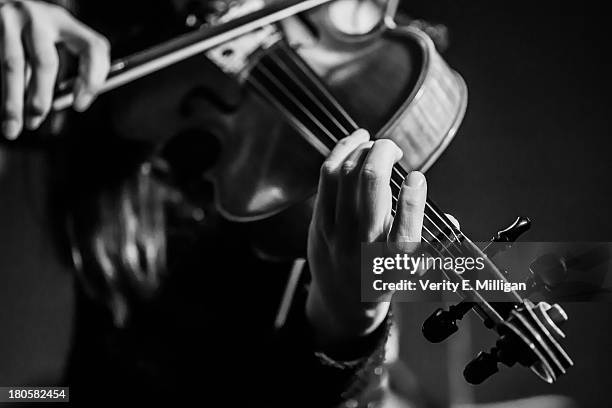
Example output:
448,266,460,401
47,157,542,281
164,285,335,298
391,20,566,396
306,129,427,349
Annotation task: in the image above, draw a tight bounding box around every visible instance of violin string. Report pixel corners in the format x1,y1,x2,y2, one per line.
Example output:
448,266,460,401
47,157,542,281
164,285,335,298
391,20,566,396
272,45,465,255
254,64,340,143
270,44,463,251
388,165,463,253
277,41,359,131
266,45,412,195
248,74,463,260
250,49,340,150
269,45,351,136
425,200,463,245
249,69,462,258
250,49,464,258
247,74,334,150
246,45,464,258
385,174,453,252
262,48,461,253
390,190,463,257
268,45,413,197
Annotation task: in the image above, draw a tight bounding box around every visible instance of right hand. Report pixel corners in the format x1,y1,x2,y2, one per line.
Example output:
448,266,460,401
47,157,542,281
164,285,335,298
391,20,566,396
0,0,111,139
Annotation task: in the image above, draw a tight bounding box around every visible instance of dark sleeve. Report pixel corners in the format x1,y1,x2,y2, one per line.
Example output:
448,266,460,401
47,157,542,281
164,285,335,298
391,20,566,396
271,272,392,407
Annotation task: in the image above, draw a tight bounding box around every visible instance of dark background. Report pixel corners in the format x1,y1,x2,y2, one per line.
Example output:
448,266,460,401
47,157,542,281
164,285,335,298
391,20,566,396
0,0,611,406
399,0,612,407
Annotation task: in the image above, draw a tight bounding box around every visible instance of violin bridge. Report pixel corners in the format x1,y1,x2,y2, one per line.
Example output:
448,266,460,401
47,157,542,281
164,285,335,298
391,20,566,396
206,25,282,78
205,0,282,78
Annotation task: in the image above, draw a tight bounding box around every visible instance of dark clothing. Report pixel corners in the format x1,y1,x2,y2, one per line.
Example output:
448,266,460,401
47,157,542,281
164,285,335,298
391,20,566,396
65,215,388,406
43,1,389,405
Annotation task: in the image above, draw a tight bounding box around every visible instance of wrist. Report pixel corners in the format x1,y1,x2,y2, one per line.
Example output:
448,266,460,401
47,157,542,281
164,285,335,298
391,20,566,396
306,280,390,352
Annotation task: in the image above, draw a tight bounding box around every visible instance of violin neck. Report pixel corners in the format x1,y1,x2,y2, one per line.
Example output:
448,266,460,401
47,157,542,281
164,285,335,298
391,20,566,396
249,40,524,315
249,41,465,256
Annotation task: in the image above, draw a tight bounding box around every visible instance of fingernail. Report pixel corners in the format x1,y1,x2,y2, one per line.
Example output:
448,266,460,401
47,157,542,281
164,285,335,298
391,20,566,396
74,91,94,112
2,119,21,140
445,213,460,229
72,79,94,112
405,171,425,187
25,115,44,130
353,128,370,140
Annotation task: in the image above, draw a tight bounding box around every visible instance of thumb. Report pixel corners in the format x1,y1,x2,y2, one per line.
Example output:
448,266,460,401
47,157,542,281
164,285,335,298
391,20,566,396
389,171,427,253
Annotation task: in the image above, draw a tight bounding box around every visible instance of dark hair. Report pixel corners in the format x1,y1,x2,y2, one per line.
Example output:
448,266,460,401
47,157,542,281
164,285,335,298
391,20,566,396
53,114,171,326
45,0,230,326
51,0,190,326
67,162,169,326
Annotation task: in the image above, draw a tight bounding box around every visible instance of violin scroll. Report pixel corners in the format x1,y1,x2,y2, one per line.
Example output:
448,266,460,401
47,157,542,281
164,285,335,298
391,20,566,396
422,217,573,385
463,300,572,384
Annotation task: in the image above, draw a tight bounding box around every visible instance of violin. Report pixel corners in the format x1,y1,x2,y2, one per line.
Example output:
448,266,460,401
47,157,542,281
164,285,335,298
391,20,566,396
47,0,572,384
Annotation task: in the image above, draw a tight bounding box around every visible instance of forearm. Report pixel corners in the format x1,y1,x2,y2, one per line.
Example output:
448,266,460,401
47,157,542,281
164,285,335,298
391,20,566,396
306,278,391,355
272,279,391,407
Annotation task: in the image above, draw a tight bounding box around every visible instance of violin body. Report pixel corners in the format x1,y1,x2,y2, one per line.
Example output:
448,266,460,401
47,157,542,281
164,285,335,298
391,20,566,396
112,0,466,257
204,0,467,221
105,0,465,222
58,0,573,384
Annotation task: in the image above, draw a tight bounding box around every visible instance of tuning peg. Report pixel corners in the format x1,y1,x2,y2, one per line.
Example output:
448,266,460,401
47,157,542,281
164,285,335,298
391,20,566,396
464,350,500,385
534,302,568,340
493,216,531,243
483,216,531,257
546,303,568,326
528,253,568,291
422,301,473,343
464,333,522,384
